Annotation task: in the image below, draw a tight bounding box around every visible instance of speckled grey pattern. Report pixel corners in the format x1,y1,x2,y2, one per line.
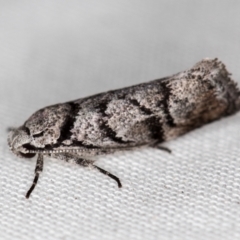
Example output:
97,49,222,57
1,1,240,240
8,58,240,198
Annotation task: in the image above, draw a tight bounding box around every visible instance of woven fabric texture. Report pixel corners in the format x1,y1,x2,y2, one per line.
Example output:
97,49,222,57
1,1,240,240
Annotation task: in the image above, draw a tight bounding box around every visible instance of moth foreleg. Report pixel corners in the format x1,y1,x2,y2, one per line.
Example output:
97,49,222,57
26,153,44,199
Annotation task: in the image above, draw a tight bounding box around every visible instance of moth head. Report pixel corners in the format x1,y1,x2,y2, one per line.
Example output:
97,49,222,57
8,126,36,158
8,104,72,158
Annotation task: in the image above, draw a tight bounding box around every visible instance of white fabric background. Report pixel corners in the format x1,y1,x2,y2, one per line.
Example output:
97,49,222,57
1,1,240,239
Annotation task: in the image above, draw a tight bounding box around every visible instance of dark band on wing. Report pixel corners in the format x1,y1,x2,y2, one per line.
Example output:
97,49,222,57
99,121,132,144
144,116,164,141
60,102,81,140
158,82,176,127
97,100,132,144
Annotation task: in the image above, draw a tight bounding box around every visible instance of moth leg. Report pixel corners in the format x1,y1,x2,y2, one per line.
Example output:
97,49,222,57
93,165,122,188
155,146,171,154
75,158,122,188
150,142,172,154
26,154,44,199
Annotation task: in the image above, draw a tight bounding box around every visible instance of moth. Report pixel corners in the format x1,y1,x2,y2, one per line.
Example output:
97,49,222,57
8,58,240,198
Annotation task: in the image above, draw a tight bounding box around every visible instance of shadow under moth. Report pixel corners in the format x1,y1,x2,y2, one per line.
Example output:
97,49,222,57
8,58,240,198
